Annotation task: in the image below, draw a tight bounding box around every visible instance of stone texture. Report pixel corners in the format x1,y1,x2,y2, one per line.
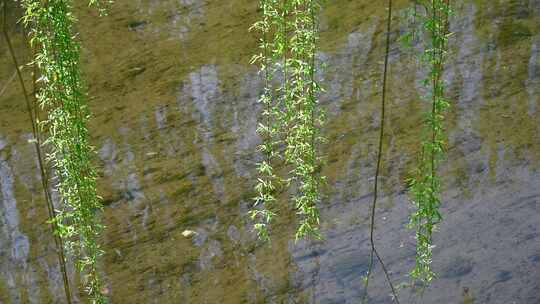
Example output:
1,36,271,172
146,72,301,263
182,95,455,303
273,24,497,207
0,0,539,303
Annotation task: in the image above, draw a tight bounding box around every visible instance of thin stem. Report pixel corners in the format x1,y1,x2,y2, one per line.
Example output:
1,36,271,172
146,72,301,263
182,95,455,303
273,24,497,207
362,0,400,303
429,0,437,246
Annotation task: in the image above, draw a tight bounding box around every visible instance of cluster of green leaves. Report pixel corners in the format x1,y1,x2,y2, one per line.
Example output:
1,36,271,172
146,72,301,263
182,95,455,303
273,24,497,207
404,0,452,286
20,0,106,302
250,0,325,241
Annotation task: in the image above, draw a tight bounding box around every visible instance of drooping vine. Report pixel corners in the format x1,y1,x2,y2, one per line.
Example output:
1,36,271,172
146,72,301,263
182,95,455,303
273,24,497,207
405,0,451,286
361,1,400,303
20,0,106,302
251,0,325,241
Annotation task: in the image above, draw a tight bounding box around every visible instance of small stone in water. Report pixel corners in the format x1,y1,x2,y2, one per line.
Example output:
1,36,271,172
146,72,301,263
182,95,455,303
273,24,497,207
182,230,197,238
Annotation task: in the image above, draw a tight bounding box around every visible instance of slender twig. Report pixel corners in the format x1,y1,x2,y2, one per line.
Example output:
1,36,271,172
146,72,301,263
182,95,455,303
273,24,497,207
1,1,73,303
362,1,400,303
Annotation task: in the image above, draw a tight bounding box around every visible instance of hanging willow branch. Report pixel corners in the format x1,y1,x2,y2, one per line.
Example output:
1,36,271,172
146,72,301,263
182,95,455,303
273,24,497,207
284,0,324,240
1,2,73,303
250,0,280,241
251,0,325,241
406,0,451,286
361,1,400,303
19,0,106,302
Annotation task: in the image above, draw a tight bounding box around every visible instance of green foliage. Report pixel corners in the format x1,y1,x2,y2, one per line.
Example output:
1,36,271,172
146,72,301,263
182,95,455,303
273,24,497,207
19,0,106,302
251,0,325,241
405,0,452,286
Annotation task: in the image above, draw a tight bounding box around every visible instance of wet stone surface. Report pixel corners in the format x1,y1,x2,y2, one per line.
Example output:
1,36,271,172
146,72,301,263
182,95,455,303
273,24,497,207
0,0,539,303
